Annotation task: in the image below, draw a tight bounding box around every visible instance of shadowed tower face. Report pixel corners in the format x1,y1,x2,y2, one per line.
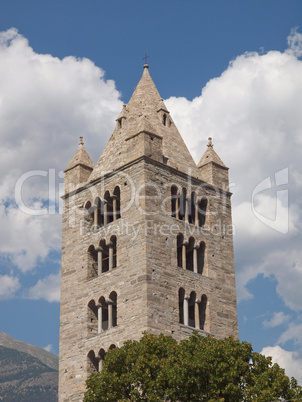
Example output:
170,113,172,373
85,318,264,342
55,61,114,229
59,64,238,401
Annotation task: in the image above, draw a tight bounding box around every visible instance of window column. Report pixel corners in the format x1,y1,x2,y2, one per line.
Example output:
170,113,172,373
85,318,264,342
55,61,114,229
93,207,98,230
97,247,103,275
104,201,108,225
182,242,188,269
193,245,199,273
107,299,113,330
112,196,117,221
108,243,114,271
195,299,201,329
195,199,199,227
185,198,189,223
176,195,180,219
97,303,102,334
184,296,189,326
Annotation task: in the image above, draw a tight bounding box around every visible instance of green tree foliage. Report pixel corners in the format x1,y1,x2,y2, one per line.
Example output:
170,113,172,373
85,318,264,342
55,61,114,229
84,333,302,402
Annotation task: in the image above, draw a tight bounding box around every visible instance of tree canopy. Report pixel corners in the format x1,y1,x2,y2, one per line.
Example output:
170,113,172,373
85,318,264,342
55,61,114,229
84,332,302,402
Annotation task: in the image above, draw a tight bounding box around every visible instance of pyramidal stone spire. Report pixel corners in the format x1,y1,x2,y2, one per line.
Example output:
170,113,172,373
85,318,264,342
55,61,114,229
197,137,229,190
64,136,94,192
89,65,199,182
197,137,226,168
65,137,94,172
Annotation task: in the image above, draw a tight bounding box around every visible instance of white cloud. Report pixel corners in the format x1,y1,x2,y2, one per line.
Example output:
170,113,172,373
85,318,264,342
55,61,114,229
27,272,60,302
255,249,302,312
261,345,302,384
263,312,291,328
0,203,61,272
0,28,123,272
43,344,54,353
0,275,20,299
278,322,302,346
286,27,302,58
166,28,302,312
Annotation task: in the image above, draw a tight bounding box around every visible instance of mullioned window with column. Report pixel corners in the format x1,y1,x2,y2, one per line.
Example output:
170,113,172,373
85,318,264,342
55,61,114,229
87,235,117,279
84,186,121,231
171,185,208,227
179,288,208,331
87,291,117,338
87,344,116,375
176,234,206,275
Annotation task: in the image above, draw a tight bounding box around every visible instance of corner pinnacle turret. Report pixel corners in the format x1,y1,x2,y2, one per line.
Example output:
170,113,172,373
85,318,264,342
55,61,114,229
64,136,94,193
197,137,229,190
197,137,226,169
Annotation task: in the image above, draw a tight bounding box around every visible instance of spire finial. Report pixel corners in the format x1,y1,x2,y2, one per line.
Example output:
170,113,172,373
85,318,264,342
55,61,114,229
79,136,84,145
143,54,149,69
207,137,213,148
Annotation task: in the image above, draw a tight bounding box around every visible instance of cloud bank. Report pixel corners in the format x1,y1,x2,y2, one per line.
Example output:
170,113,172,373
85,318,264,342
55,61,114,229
0,28,122,275
165,27,302,382
166,27,302,309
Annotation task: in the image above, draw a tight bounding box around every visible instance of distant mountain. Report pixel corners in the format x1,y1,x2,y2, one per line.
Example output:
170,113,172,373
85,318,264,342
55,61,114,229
0,333,58,401
0,332,58,371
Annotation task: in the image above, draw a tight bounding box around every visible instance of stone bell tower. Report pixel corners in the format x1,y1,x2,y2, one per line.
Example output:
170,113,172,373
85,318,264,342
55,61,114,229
59,64,238,401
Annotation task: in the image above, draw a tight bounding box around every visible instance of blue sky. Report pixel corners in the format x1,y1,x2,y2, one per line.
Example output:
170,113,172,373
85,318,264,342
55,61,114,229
0,0,302,382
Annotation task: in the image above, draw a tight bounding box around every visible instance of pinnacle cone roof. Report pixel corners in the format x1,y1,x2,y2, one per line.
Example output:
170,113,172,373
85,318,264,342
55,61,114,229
197,138,226,168
89,66,199,181
65,137,94,172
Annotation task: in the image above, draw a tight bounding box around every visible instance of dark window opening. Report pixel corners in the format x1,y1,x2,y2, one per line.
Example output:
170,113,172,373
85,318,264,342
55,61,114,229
178,288,185,324
198,198,207,227
163,113,167,126
177,234,183,268
188,292,196,327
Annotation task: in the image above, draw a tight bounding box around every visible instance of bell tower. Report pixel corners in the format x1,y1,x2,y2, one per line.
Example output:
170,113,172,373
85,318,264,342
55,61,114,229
59,64,238,401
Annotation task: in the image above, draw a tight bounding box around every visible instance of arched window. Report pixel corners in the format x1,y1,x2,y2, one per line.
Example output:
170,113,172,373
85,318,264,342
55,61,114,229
98,296,108,332
113,186,121,220
117,118,122,128
179,188,186,221
94,197,103,229
178,288,185,324
109,344,116,350
198,197,207,227
87,245,98,279
189,192,196,224
197,242,205,275
98,348,106,371
84,201,94,228
104,191,113,224
163,113,167,126
199,294,207,330
87,350,99,374
186,237,194,271
87,300,98,336
109,291,117,328
177,234,183,268
171,185,178,218
99,239,109,273
109,236,117,269
188,291,196,327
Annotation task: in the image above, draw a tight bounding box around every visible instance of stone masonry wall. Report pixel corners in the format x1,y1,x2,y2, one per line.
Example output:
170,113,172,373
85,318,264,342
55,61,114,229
59,156,238,401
